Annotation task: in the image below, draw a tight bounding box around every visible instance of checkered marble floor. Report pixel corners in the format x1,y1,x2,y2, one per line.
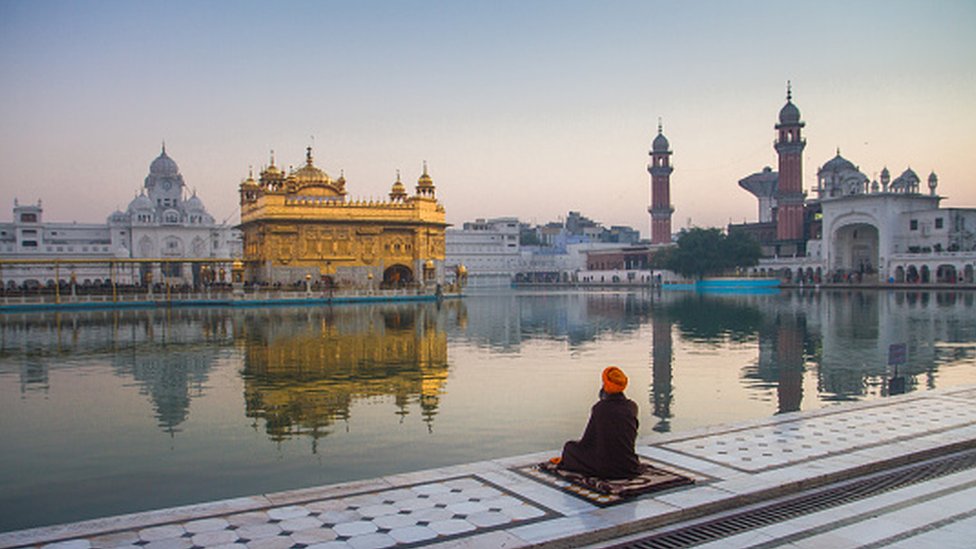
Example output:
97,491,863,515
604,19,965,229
4,385,976,549
659,394,976,472
31,477,552,549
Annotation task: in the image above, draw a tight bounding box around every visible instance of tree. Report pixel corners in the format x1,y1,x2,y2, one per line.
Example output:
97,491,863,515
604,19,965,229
656,227,761,279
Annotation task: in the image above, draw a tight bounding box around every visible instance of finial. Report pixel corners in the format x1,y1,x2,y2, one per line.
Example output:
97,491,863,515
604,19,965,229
270,150,276,166
396,169,401,182
340,169,345,179
786,80,792,102
657,117,663,135
248,165,253,178
836,147,841,156
306,146,313,165
161,140,166,154
422,160,429,176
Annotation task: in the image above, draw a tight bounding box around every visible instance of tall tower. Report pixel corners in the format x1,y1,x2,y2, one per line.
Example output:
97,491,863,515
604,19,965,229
774,83,806,246
648,121,674,245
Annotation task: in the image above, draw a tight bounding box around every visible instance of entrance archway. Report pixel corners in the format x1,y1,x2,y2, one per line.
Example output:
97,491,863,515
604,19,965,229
831,223,879,277
936,264,957,283
382,264,413,288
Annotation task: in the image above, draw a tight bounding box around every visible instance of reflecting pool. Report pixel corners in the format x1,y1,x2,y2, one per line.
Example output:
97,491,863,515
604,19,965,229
1,289,974,532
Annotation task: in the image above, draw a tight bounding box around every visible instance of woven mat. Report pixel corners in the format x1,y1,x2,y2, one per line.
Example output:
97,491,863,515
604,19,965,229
518,458,695,507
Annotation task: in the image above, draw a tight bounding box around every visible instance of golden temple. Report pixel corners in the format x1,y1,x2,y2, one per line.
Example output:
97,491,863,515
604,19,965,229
238,148,447,289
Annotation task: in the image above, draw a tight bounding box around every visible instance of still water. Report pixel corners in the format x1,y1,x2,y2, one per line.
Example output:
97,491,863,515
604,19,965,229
1,289,974,532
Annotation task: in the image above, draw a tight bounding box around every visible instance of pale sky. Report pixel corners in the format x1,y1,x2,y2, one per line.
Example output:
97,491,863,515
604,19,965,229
1,1,974,236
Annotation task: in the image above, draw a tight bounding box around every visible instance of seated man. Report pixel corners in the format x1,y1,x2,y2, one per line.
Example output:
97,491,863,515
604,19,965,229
555,366,641,479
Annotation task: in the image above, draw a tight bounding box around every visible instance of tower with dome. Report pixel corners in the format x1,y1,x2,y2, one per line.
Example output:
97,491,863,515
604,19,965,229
647,120,675,245
728,85,976,285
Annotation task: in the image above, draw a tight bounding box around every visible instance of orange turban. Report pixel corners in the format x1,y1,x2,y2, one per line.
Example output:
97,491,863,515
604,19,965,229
602,366,628,394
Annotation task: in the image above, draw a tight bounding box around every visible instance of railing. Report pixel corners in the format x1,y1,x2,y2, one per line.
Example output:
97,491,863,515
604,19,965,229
0,286,447,308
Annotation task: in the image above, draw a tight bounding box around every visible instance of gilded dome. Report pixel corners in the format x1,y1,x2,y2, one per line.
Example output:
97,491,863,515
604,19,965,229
291,146,333,186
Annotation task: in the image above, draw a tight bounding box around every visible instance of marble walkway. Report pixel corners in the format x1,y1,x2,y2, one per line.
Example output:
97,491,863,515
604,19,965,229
3,385,976,549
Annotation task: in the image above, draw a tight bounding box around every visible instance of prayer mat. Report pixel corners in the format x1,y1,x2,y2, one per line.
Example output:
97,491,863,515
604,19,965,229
519,458,695,507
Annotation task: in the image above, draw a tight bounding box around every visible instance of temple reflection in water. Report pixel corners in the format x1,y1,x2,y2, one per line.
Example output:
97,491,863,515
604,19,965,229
239,303,453,445
0,290,971,440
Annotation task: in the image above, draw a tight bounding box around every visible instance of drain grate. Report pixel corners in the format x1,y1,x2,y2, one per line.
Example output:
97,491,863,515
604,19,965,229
610,447,976,549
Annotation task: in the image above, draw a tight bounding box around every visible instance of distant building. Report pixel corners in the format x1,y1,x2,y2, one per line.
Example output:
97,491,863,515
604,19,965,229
238,148,447,289
730,87,976,284
445,217,521,287
0,146,238,288
648,121,675,245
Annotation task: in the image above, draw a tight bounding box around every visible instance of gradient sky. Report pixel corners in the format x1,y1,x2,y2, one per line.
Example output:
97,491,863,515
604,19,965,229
1,1,974,236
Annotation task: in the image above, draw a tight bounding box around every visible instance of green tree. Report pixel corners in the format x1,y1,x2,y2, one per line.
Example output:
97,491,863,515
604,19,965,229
657,227,761,279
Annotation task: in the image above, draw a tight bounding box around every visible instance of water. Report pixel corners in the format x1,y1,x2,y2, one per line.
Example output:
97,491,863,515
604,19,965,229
0,288,974,532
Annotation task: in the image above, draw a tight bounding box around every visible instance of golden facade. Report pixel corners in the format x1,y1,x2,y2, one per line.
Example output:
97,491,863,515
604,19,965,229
240,305,451,442
238,148,447,288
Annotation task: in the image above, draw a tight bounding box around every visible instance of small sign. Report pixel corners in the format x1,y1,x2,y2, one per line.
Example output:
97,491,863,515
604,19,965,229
888,343,907,366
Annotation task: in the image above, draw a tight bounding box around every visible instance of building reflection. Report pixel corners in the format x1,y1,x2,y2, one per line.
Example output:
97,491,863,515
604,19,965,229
452,291,651,351
650,314,673,432
239,302,454,448
0,309,234,433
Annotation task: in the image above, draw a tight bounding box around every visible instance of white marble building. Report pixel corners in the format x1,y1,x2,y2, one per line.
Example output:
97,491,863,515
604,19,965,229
0,146,240,289
445,217,522,287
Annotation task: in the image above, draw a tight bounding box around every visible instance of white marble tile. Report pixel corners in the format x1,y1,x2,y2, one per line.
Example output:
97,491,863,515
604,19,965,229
509,515,612,544
278,516,322,533
289,528,338,545
190,530,239,547
332,521,377,537
345,533,395,549
387,525,438,544
137,525,186,543
427,518,476,536
421,529,528,549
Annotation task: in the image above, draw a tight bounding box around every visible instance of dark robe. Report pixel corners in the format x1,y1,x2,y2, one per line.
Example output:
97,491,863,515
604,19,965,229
560,391,641,479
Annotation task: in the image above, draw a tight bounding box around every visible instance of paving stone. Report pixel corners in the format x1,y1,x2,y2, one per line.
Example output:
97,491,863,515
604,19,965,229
266,506,309,521
372,513,419,530
89,531,140,548
427,518,476,536
278,516,322,533
465,511,511,528
356,504,398,518
317,510,361,525
446,501,489,516
241,535,293,549
345,533,395,549
306,500,351,514
190,530,239,547
138,525,186,543
390,524,439,544
143,538,192,549
184,518,231,534
289,528,338,545
332,521,377,537
234,523,282,541
407,507,454,523
226,512,271,527
42,541,91,549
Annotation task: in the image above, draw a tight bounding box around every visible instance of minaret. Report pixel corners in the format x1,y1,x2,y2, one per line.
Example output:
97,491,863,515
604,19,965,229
774,82,806,245
647,120,674,245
